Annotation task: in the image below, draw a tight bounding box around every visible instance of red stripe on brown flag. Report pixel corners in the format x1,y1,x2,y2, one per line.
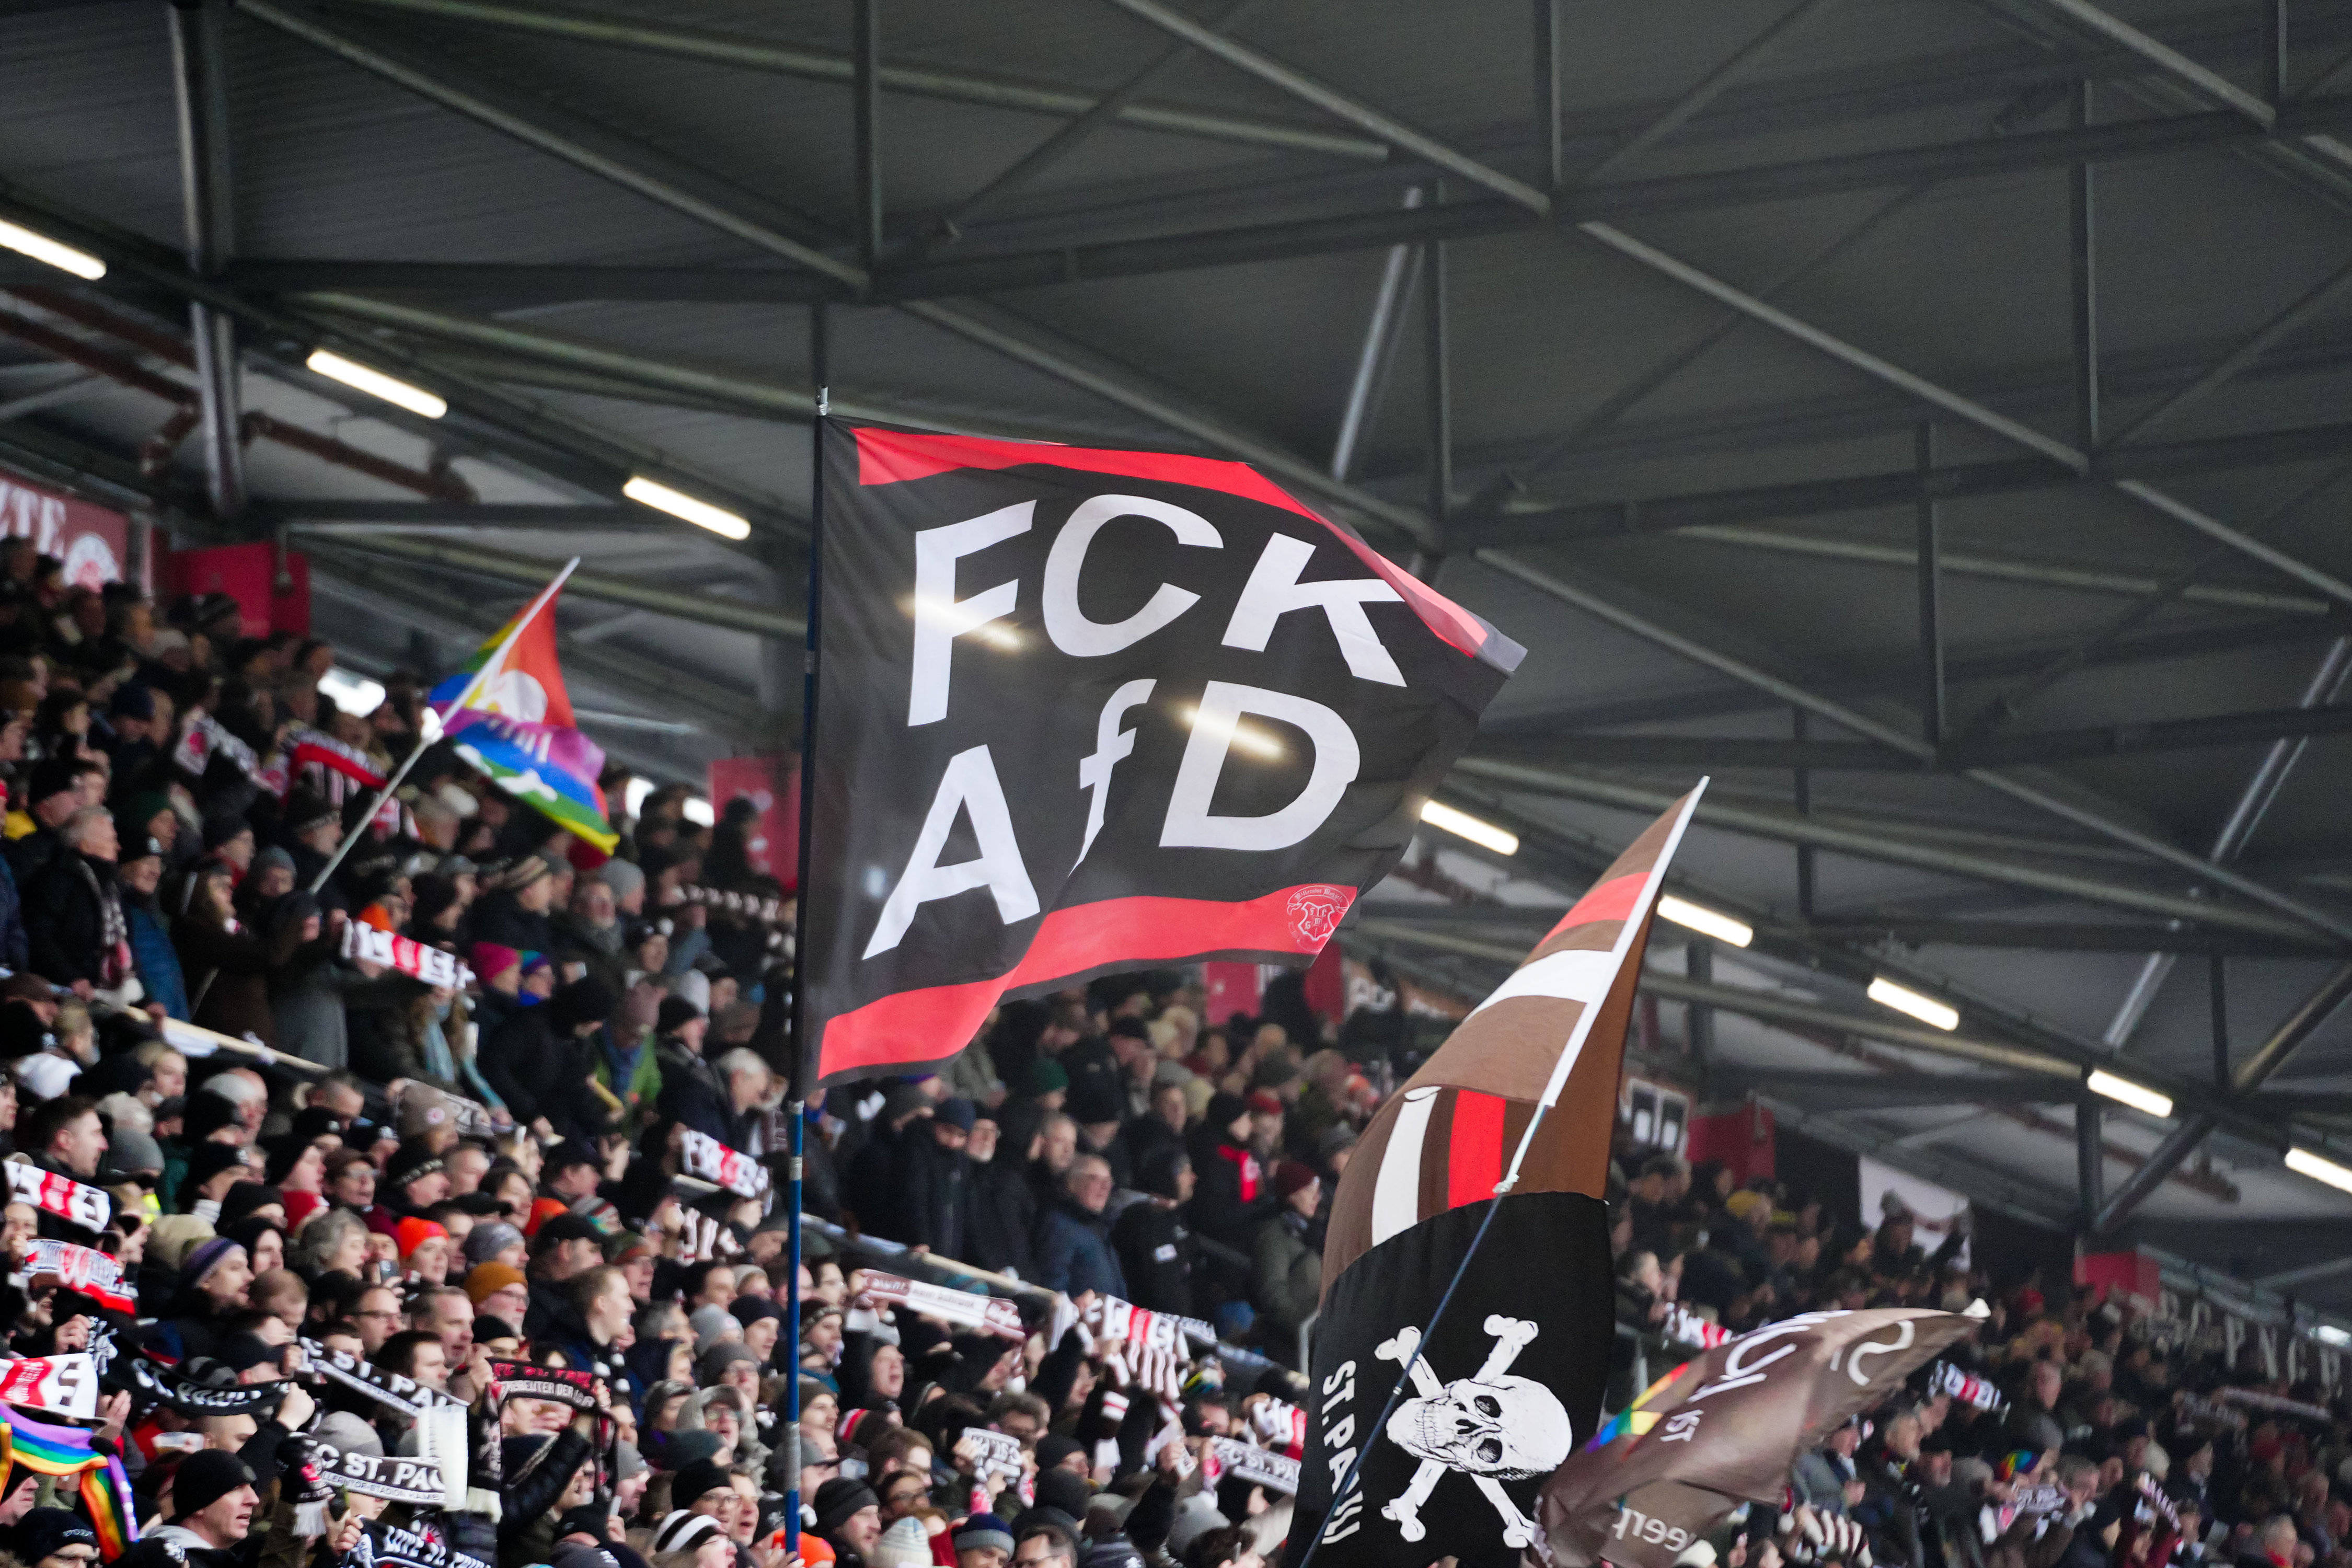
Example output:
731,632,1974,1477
1320,788,1700,1297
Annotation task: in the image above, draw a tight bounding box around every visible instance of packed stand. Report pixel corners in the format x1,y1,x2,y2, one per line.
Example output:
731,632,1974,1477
0,562,2336,1568
0,567,1320,1568
1601,1154,2352,1568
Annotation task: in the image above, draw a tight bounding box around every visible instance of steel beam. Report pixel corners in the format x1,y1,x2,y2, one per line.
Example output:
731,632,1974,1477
851,97,2352,299
1446,758,2321,942
1667,526,2330,617
1329,188,1422,480
1534,0,1561,191
168,0,245,521
236,0,869,291
1424,223,1451,535
1568,221,2352,615
1917,423,1944,746
1798,920,2325,955
2070,80,2100,452
312,0,1391,160
1706,1070,2072,1108
2111,252,2352,446
2103,638,2352,1049
853,0,881,268
296,532,805,638
1471,551,2352,946
2091,960,2352,1231
1501,698,2352,771
2077,1100,2105,1226
940,0,1264,231
1462,416,2352,549
264,501,662,532
1096,0,1551,214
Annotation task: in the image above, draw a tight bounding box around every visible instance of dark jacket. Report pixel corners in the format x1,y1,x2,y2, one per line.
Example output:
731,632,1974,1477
1033,1192,1127,1298
26,848,122,987
480,1007,595,1140
125,893,188,1019
1112,1198,1198,1316
965,1155,1037,1280
1252,1208,1320,1335
470,893,556,957
0,852,25,973
345,974,459,1090
172,900,304,1048
1186,1131,1269,1250
889,1124,971,1255
654,1036,739,1145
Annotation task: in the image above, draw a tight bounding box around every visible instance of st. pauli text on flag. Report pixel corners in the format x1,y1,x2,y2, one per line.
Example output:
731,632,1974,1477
678,1129,769,1199
4,1161,109,1233
20,1240,136,1316
1207,1438,1301,1497
860,1272,1025,1339
342,923,475,989
0,1352,97,1419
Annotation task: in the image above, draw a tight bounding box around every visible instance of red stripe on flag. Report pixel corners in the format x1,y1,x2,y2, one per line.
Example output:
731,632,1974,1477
1542,872,1646,942
816,883,1350,1083
855,428,1322,522
848,427,1495,665
1447,1090,1507,1212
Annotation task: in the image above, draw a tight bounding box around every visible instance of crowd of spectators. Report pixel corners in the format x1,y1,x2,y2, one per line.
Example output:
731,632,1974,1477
0,560,2336,1568
1607,1157,2352,1568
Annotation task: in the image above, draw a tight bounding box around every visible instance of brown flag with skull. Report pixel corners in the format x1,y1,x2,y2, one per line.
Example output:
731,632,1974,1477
1284,790,1703,1568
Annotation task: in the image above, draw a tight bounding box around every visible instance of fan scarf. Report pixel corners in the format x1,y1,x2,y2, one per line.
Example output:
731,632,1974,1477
125,1356,287,1414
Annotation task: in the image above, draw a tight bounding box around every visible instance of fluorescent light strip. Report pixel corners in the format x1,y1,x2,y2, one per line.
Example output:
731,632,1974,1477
304,350,448,419
624,476,752,540
1420,800,1518,856
2286,1146,2352,1195
0,218,105,281
1867,976,1959,1032
2085,1068,2173,1120
1656,894,1752,948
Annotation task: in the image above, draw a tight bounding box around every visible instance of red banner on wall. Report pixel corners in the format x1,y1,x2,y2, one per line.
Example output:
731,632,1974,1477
707,754,800,887
161,541,310,636
0,469,129,587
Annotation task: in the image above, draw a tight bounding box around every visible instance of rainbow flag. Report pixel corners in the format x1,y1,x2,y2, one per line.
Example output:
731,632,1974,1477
0,1409,138,1559
1581,1361,1690,1452
427,561,617,854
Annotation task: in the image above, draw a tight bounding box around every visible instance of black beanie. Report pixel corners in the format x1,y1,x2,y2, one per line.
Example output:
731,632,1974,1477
672,1458,729,1513
813,1477,879,1536
169,1449,256,1521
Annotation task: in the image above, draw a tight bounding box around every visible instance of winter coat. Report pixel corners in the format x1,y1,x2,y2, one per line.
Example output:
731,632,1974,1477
470,892,556,956
1112,1198,1198,1317
347,973,459,1090
0,853,25,973
172,903,303,1047
125,896,188,1019
965,1156,1037,1280
270,937,353,1070
549,909,628,997
26,849,122,987
654,1036,739,1145
1033,1193,1127,1298
1252,1208,1320,1335
888,1126,971,1255
481,1007,597,1140
1186,1131,1269,1250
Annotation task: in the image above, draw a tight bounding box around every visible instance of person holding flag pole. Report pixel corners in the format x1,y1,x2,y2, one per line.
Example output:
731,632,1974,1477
305,557,583,894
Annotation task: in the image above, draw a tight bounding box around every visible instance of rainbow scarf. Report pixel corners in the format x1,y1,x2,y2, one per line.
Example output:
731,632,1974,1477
0,1408,138,1558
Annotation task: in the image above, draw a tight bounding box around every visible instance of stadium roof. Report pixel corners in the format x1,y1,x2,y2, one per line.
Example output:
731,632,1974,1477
7,0,2352,1299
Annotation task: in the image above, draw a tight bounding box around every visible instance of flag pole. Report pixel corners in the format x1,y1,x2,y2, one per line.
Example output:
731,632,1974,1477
781,302,829,1555
1289,782,1708,1568
306,556,582,895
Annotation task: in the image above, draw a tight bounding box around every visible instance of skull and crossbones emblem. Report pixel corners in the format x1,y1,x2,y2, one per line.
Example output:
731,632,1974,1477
1375,1315,1573,1549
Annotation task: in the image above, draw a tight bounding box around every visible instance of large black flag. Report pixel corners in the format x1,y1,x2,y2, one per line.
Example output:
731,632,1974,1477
800,423,1520,1087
